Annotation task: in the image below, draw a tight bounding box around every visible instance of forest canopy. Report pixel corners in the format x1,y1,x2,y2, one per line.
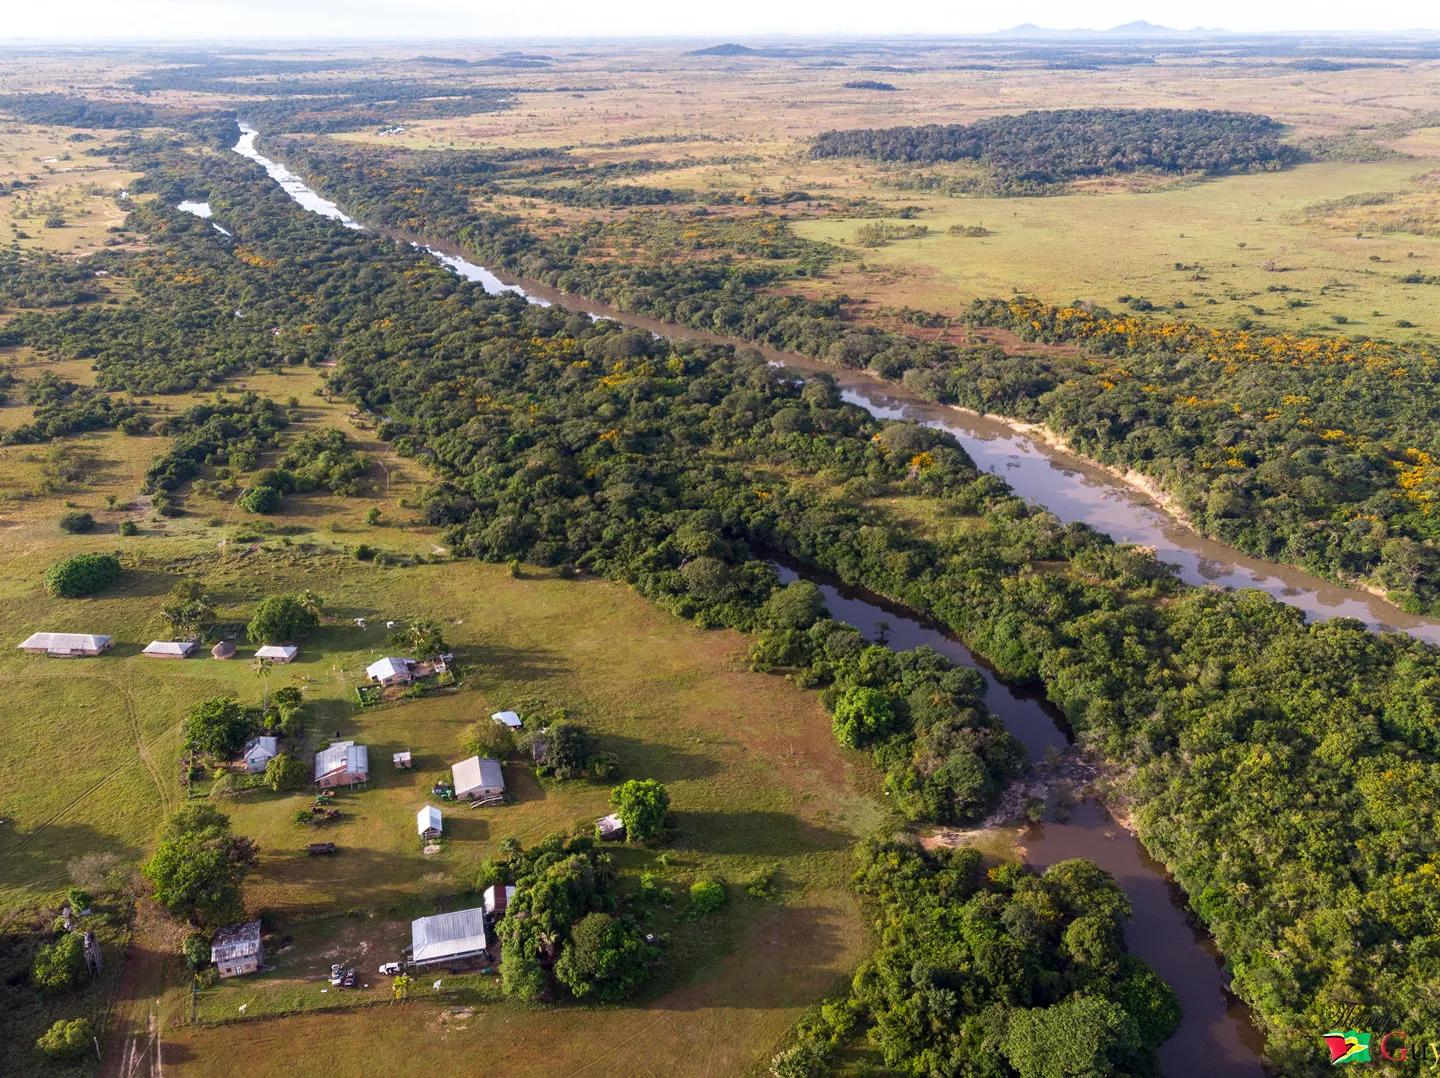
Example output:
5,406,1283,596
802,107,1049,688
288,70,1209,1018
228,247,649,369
810,108,1300,188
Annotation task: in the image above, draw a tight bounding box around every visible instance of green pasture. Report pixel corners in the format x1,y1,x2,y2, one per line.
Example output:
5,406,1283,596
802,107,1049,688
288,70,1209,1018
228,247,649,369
794,159,1440,340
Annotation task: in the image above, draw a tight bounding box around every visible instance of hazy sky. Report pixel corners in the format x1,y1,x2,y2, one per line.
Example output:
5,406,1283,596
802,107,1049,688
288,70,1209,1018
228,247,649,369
3,0,1437,41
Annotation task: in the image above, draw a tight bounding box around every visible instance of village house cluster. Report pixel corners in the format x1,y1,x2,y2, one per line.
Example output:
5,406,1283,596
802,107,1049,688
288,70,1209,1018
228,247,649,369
17,631,299,663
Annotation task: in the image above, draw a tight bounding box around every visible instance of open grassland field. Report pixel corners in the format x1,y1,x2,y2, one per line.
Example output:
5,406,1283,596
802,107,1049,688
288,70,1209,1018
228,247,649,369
0,125,141,255
792,158,1440,341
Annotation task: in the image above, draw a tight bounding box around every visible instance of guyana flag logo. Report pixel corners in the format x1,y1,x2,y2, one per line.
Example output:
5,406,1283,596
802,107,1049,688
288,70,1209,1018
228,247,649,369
1323,1030,1373,1065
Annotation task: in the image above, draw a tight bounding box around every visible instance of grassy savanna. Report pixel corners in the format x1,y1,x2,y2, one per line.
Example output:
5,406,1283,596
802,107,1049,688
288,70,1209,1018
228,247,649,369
0,336,880,1074
792,157,1440,340
0,124,141,255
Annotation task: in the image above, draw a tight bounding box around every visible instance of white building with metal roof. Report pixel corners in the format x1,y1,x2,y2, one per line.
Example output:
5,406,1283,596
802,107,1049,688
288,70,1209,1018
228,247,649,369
315,740,369,787
18,632,113,657
410,907,489,967
254,644,298,663
366,656,416,686
452,756,504,800
241,736,280,774
490,710,523,729
417,804,443,839
143,640,197,659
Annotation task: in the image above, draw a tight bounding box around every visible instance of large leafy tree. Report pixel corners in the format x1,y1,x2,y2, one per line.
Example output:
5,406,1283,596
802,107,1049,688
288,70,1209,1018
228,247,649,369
246,593,321,645
830,686,897,748
43,552,121,598
35,1017,93,1060
263,752,307,791
182,697,253,759
1001,996,1145,1078
553,912,651,1001
143,804,257,925
610,779,670,844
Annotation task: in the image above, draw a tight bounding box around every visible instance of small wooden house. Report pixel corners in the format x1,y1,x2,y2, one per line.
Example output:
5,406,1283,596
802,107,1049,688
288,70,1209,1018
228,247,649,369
417,805,443,840
211,920,262,978
483,884,516,917
393,751,413,769
255,644,298,663
315,741,369,788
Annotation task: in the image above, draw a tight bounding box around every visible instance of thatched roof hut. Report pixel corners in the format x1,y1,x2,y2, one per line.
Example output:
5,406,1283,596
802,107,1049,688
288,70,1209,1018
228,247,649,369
211,641,237,660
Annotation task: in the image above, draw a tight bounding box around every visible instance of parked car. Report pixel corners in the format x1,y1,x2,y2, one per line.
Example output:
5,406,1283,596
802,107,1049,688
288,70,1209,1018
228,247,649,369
378,962,401,975
329,963,344,986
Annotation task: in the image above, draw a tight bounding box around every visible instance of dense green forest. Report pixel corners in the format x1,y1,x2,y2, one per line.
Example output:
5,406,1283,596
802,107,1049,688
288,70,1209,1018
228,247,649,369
8,122,1440,1072
810,108,1300,190
775,841,1181,1076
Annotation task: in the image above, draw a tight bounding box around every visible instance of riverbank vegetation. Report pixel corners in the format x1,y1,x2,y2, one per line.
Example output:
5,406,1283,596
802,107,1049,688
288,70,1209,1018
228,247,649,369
773,840,1181,1076
262,136,1440,611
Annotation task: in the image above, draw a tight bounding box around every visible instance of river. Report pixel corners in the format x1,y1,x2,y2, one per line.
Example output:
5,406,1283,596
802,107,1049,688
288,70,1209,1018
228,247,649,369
229,125,1279,1073
229,124,1440,643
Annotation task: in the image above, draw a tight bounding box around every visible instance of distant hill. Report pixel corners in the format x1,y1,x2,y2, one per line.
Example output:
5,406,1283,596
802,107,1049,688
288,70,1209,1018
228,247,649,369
686,44,758,56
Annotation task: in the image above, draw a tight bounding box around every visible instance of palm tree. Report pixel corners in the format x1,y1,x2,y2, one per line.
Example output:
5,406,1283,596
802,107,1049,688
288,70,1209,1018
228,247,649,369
392,973,411,1000
297,589,324,621
251,656,273,710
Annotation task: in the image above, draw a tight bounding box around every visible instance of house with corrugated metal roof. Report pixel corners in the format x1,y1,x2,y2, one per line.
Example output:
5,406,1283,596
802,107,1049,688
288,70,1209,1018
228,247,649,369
18,632,113,657
366,656,416,686
211,919,262,978
410,907,489,968
452,756,504,801
315,741,369,788
241,736,279,774
143,640,197,659
255,644,298,663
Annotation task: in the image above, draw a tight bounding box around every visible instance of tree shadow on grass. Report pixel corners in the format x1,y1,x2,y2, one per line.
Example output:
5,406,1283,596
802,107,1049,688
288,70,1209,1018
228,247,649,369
666,810,853,858
0,820,142,896
108,566,185,600
647,904,850,1013
595,733,725,784
257,845,448,918
455,642,570,683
